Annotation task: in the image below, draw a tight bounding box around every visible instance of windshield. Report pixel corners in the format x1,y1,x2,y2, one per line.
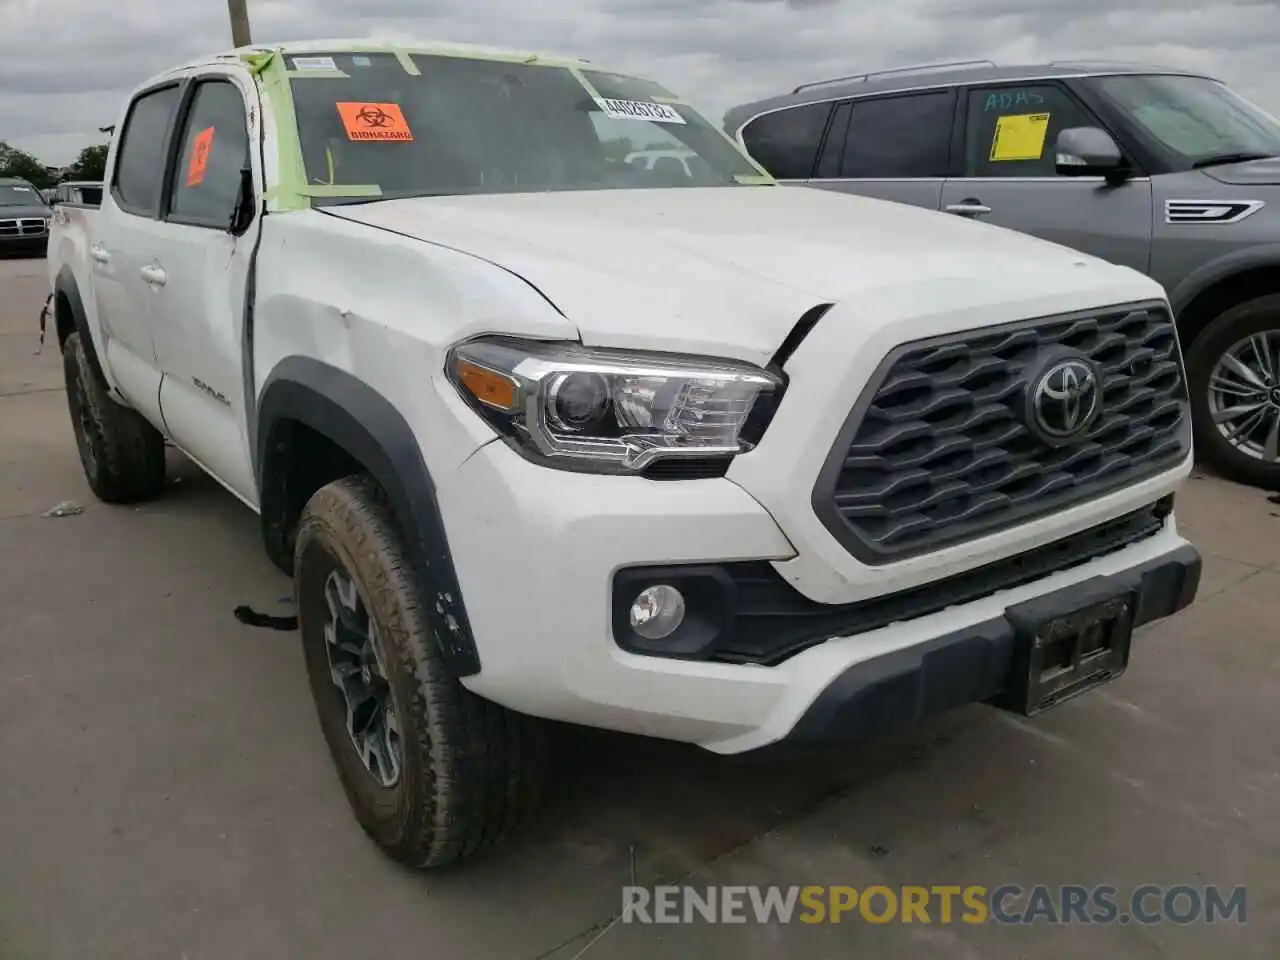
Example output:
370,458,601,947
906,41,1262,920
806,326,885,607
0,184,45,207
285,51,767,202
1090,74,1280,164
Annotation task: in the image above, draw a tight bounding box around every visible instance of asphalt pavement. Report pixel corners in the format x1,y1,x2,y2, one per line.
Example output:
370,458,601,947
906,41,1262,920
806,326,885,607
1,254,1277,959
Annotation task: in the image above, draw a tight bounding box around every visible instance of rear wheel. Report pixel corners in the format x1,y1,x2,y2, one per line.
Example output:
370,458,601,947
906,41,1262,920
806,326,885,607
294,475,547,868
61,331,166,503
1186,295,1280,489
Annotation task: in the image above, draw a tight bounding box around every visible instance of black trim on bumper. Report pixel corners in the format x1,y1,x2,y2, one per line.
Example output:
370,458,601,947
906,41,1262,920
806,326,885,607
613,497,1173,665
760,544,1201,753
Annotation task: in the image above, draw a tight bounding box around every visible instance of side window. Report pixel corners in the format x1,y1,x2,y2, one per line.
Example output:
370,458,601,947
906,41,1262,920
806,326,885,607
112,85,182,216
814,102,852,178
840,91,954,178
965,85,1100,177
168,80,251,226
740,102,833,180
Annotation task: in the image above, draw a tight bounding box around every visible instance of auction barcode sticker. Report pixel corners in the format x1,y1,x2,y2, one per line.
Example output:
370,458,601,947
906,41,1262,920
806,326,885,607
594,98,686,124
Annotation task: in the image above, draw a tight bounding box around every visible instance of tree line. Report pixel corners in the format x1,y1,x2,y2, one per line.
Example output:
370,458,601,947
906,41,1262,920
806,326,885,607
0,141,109,189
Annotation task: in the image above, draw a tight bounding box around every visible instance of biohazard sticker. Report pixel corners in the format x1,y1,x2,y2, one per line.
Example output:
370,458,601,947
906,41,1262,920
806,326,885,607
186,126,215,186
336,102,414,141
594,98,686,124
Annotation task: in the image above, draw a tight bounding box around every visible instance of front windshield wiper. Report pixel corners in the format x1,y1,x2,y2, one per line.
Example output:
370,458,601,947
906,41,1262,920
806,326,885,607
1191,151,1275,169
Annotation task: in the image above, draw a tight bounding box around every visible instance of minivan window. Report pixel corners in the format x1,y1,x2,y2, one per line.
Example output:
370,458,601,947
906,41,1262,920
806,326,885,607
286,52,764,201
113,85,182,215
1089,74,1280,165
840,92,953,178
740,102,832,180
964,85,1099,177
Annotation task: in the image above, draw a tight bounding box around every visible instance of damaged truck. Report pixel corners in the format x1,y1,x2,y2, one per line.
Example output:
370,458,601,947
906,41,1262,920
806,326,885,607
47,40,1200,868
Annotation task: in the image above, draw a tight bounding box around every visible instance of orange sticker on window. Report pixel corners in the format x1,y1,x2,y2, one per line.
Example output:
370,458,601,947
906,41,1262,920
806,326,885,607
186,126,215,186
336,102,414,141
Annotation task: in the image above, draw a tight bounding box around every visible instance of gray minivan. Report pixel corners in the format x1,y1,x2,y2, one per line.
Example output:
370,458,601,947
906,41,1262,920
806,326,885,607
725,60,1280,489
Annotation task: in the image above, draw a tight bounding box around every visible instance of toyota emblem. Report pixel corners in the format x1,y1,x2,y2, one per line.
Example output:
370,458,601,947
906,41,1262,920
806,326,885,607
1028,356,1101,443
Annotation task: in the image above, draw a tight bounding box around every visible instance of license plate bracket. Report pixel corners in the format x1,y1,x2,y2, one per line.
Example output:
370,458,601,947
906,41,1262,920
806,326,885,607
997,579,1138,716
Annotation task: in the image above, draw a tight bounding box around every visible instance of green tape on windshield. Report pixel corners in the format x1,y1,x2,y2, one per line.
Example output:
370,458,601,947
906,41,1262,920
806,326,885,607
240,50,276,76
299,184,383,197
569,68,602,98
255,48,311,212
733,175,775,185
392,47,422,75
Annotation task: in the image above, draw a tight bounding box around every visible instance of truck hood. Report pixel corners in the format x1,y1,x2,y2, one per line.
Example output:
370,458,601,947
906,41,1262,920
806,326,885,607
1201,155,1280,186
324,186,1141,363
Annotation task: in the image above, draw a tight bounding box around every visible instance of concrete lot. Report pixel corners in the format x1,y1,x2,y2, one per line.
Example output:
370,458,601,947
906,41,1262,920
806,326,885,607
1,254,1277,959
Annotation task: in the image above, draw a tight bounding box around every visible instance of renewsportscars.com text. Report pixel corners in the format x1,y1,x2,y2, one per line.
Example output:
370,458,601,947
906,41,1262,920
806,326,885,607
621,884,1247,925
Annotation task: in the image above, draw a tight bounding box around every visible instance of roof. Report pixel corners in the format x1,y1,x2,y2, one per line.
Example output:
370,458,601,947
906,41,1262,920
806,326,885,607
165,37,595,77
0,177,37,186
723,58,1219,133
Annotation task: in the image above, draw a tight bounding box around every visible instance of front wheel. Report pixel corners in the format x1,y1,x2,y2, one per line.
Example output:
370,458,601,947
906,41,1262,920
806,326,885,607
1186,295,1280,490
294,475,547,868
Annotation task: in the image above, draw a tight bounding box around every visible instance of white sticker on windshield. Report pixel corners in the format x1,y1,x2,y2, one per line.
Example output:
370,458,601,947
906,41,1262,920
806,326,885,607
594,98,686,124
291,56,337,71
12,185,31,192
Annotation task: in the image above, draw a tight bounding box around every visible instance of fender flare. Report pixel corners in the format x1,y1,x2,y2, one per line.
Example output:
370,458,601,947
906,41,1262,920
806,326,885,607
1167,243,1280,318
53,266,108,385
256,357,482,677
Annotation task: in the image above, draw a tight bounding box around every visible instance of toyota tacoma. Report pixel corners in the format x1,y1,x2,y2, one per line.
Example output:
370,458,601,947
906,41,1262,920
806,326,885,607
47,40,1201,869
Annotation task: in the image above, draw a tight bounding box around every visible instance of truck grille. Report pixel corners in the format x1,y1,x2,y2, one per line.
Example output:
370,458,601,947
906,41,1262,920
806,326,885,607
0,218,47,238
813,302,1189,565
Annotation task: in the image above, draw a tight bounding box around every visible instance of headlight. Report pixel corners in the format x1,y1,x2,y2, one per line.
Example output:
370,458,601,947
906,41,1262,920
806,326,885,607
446,336,783,474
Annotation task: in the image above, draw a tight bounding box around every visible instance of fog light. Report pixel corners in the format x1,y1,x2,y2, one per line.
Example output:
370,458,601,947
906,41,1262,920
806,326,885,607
629,585,686,640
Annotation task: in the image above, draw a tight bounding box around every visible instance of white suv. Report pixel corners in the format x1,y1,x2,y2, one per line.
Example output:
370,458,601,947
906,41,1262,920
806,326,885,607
47,39,1201,869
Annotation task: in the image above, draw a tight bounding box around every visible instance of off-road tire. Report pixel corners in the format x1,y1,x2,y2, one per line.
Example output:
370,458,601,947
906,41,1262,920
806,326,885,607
1186,295,1280,490
62,331,166,503
294,475,547,869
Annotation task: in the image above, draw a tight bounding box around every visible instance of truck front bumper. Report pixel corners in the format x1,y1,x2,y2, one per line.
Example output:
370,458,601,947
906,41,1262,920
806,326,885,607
438,441,1200,755
765,544,1199,753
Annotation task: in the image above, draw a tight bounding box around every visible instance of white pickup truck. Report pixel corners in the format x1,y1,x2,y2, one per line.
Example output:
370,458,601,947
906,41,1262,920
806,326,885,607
47,39,1202,869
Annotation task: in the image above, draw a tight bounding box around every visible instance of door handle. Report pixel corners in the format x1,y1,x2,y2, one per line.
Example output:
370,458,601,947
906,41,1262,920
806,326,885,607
140,264,167,287
945,200,993,217
90,244,111,264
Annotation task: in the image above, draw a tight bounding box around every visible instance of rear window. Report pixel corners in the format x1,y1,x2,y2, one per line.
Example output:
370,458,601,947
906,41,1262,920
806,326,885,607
283,52,765,202
113,85,182,215
739,102,833,180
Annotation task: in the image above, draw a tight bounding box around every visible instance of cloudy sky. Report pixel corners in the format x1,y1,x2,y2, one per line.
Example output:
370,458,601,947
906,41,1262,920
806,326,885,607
4,0,1280,165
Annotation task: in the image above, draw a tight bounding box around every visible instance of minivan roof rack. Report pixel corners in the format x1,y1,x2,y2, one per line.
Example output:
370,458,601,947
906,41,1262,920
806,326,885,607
792,59,997,94
1046,58,1159,68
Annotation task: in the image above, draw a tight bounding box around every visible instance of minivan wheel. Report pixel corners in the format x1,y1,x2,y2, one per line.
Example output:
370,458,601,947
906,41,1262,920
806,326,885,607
294,475,547,868
1187,294,1280,489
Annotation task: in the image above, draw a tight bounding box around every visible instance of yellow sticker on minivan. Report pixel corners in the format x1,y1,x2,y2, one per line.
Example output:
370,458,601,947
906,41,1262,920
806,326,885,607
990,112,1050,162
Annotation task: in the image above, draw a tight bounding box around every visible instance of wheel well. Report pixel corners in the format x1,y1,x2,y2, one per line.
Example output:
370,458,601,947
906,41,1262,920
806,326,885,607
1177,265,1280,352
259,419,368,575
54,291,77,348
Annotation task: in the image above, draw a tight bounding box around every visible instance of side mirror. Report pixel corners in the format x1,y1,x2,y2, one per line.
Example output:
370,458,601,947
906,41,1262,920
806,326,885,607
1055,127,1129,183
228,167,257,236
